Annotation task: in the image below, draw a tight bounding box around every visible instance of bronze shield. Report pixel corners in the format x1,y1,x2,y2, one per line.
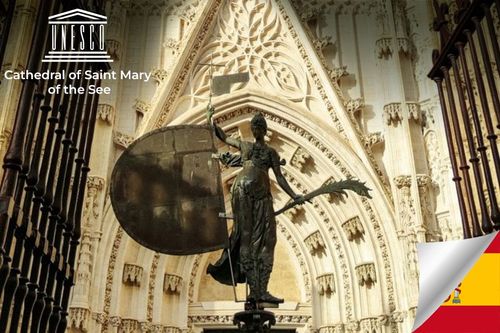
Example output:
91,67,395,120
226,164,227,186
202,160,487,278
110,125,227,255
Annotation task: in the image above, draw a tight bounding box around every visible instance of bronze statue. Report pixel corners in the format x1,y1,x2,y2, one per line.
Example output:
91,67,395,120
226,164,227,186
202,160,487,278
207,108,305,304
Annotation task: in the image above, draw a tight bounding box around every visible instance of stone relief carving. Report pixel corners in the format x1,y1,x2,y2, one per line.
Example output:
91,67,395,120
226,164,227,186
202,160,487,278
82,176,105,228
317,273,335,296
164,273,183,294
364,132,384,149
123,263,143,286
71,176,105,310
188,254,202,303
134,99,152,115
151,68,169,84
290,146,312,171
359,316,388,333
102,227,124,331
345,98,364,117
182,0,320,112
69,307,91,331
383,103,402,125
97,103,115,125
113,131,135,149
327,66,348,83
394,175,416,232
304,230,326,255
355,263,377,286
407,102,422,124
319,324,345,333
342,216,365,241
147,253,160,321
394,175,421,283
417,174,440,241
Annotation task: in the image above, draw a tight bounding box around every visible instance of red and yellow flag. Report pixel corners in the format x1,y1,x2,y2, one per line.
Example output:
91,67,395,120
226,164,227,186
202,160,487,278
415,232,500,332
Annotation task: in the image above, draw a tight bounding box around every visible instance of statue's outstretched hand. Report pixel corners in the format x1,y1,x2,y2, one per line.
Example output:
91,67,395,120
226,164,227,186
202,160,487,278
207,104,215,124
293,194,307,205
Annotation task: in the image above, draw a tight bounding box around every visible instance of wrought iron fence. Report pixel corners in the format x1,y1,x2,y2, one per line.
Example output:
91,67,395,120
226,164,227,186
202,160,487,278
0,0,109,332
429,0,500,238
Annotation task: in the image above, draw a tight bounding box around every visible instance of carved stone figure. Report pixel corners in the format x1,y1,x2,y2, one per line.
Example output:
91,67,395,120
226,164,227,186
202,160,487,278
206,108,305,304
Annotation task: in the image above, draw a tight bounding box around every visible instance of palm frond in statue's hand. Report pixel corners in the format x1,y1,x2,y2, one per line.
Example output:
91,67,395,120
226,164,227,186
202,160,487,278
274,179,372,216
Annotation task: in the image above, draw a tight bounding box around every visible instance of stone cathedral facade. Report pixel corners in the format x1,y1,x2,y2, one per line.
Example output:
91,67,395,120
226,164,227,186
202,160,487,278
0,0,479,332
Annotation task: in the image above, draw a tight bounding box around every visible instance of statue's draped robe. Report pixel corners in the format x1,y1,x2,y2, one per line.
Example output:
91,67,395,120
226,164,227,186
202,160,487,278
207,143,280,286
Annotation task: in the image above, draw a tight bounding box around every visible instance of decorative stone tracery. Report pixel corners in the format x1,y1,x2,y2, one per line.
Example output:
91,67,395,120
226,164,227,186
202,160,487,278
355,263,377,286
123,264,143,286
316,273,335,296
304,230,326,255
164,274,183,294
342,216,365,241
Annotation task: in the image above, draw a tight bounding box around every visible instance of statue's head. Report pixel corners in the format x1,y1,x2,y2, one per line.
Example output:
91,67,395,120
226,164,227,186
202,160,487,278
251,113,267,139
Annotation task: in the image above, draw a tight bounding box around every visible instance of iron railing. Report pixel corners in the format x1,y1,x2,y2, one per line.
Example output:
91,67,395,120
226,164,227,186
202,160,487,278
429,0,500,238
0,0,109,332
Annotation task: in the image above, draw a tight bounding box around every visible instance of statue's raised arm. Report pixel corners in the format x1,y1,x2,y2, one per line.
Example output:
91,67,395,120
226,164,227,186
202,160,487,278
207,105,241,149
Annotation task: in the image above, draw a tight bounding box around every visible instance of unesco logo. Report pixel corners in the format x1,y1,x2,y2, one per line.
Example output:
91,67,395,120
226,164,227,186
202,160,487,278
43,8,112,63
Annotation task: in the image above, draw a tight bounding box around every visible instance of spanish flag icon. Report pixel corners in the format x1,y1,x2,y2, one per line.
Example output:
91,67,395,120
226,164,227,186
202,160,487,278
414,232,500,332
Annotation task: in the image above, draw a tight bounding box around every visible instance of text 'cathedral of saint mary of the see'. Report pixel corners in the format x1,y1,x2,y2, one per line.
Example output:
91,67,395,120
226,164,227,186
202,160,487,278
0,0,499,332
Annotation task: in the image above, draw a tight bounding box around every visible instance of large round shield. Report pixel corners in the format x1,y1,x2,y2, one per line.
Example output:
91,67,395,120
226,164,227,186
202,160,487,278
110,125,227,255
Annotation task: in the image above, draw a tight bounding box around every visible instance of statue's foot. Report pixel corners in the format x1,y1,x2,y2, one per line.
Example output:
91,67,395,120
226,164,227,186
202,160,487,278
259,292,284,304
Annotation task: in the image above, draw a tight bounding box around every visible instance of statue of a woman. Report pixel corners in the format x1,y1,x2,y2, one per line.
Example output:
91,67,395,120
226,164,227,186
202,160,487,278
207,109,304,303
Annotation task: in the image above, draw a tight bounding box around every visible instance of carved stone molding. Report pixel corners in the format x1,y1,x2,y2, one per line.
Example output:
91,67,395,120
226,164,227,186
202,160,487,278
407,102,421,124
113,131,135,149
342,216,364,241
312,36,333,54
69,307,91,331
304,230,326,255
376,37,412,58
390,310,407,323
134,99,152,115
345,98,364,116
383,103,402,126
394,175,412,189
120,318,139,333
290,146,312,171
356,263,377,286
417,174,439,241
102,227,124,331
164,273,183,294
122,264,143,286
327,66,348,83
147,253,160,321
284,205,304,222
151,68,168,84
83,176,105,228
318,324,344,333
97,104,115,125
364,132,384,149
188,314,311,325
360,316,388,332
91,312,182,333
109,316,122,327
188,254,202,303
317,273,335,296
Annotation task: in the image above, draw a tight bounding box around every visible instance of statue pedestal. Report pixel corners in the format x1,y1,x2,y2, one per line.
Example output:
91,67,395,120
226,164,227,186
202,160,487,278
233,300,278,332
